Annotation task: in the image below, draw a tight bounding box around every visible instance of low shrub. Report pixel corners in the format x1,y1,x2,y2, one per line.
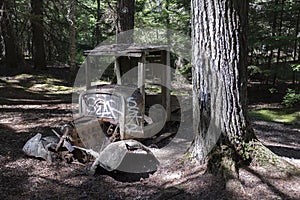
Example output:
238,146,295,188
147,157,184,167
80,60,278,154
282,88,300,107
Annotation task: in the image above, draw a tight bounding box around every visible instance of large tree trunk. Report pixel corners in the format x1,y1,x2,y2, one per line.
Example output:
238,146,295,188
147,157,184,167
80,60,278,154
31,0,46,70
190,1,298,192
191,0,257,191
191,0,253,160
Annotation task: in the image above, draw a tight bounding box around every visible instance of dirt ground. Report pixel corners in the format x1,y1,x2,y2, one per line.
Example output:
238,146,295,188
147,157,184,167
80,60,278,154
0,68,299,200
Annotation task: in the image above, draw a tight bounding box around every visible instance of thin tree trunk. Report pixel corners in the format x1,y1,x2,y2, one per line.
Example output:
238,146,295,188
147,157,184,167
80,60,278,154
273,0,285,86
116,0,135,43
0,0,4,62
69,0,76,81
266,0,279,85
31,0,46,70
115,0,135,80
293,9,300,85
298,41,300,63
96,0,101,44
1,0,20,68
165,0,171,45
0,34,3,62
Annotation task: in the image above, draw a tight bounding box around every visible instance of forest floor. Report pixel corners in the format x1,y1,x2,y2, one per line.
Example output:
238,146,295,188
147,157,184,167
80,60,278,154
0,67,299,200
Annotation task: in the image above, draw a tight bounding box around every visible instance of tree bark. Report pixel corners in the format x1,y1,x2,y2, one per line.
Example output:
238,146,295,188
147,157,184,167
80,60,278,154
190,1,299,192
31,0,46,70
191,0,253,159
191,1,258,191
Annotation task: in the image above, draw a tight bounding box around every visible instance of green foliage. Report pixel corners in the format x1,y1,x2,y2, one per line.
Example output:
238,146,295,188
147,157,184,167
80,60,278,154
291,64,300,72
247,62,296,82
248,65,263,76
135,0,190,35
268,87,278,94
282,88,300,108
176,63,192,77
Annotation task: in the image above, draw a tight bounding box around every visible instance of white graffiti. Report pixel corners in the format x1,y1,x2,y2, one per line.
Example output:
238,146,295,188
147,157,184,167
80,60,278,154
125,97,143,133
85,95,123,120
85,95,143,134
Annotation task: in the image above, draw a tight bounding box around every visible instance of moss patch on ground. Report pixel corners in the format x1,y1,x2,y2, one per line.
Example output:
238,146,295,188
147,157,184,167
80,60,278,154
249,108,300,125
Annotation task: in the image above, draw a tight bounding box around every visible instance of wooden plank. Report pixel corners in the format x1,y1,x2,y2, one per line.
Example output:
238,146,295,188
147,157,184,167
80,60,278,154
161,50,171,121
119,96,126,140
114,58,122,85
166,51,171,121
85,57,91,89
138,54,146,130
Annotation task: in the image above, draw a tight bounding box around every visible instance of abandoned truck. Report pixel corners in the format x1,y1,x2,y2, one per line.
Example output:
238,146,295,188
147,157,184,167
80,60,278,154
23,44,181,174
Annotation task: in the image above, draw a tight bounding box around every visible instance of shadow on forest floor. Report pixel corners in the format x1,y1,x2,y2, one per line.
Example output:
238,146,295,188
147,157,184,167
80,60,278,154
266,145,300,159
252,120,300,152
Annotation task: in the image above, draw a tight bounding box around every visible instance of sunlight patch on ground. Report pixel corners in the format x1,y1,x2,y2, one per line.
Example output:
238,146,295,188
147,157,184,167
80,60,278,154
162,172,182,181
28,83,73,94
1,73,74,95
14,74,34,80
249,108,300,124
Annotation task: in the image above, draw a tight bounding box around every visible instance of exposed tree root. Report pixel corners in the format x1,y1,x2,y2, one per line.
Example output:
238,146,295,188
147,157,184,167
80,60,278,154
206,139,300,197
251,141,300,175
207,145,245,196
